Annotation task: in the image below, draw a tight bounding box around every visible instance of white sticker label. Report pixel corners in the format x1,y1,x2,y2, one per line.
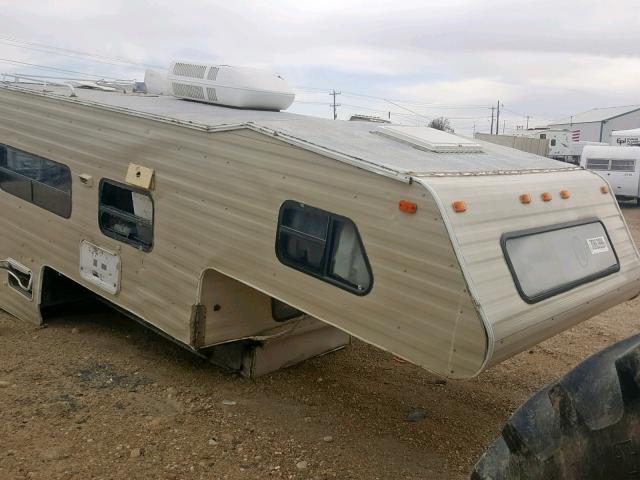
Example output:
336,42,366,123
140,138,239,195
587,236,609,254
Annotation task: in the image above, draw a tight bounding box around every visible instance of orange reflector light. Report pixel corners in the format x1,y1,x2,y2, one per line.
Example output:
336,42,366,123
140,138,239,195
560,190,570,199
519,193,531,204
452,200,467,213
541,192,552,202
398,200,417,214
601,185,609,194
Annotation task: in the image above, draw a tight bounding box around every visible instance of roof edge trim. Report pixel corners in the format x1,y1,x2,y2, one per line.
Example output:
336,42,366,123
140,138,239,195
0,84,412,184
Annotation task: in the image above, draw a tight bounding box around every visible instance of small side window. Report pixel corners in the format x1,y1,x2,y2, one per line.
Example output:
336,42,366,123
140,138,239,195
550,139,557,146
275,200,373,295
539,134,547,139
0,144,72,218
99,179,153,251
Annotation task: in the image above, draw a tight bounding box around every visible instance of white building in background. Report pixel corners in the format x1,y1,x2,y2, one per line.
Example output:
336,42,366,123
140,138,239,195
547,105,640,143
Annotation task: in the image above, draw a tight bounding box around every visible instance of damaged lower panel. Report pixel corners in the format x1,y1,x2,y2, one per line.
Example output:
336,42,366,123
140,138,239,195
203,317,351,378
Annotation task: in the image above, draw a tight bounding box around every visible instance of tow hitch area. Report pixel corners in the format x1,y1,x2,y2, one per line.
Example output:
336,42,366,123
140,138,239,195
472,333,640,479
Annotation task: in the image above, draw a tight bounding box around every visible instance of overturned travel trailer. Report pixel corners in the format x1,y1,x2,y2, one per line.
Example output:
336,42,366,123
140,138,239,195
1,67,640,382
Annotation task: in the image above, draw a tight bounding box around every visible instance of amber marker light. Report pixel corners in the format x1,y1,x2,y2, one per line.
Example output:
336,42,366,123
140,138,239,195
560,190,570,199
541,192,552,202
601,185,609,194
452,200,467,213
519,193,531,204
398,200,418,214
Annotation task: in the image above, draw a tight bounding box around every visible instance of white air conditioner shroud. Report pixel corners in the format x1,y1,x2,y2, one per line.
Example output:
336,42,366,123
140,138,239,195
167,61,295,111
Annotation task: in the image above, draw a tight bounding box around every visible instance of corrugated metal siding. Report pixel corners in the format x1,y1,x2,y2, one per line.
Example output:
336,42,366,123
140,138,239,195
0,88,487,379
423,170,640,367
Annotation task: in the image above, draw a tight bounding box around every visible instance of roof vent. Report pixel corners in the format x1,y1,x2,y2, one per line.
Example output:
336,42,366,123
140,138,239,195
376,126,483,153
167,60,295,111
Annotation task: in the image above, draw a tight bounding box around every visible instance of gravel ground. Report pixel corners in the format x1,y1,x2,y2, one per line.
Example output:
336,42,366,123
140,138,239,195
2,206,640,480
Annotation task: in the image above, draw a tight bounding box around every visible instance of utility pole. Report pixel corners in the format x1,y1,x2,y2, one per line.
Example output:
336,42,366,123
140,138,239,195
525,115,530,129
503,120,506,134
495,100,501,135
490,106,495,135
330,90,341,120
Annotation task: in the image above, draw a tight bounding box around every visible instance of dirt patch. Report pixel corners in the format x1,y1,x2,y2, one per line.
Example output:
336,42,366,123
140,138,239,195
2,207,640,480
72,361,152,391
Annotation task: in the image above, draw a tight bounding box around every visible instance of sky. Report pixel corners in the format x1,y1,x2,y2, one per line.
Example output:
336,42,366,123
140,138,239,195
0,0,639,135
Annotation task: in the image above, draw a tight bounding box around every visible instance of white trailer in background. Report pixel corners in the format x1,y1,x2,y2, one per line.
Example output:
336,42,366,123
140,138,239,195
514,128,570,158
569,141,609,164
581,146,640,203
610,128,640,147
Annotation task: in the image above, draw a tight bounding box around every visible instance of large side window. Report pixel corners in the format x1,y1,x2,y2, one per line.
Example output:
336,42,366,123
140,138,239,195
275,200,373,295
99,179,153,252
0,144,72,218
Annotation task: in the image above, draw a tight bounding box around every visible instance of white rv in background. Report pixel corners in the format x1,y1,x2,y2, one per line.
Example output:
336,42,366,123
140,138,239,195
581,146,640,203
515,128,609,164
515,128,570,159
569,141,609,164
610,128,640,147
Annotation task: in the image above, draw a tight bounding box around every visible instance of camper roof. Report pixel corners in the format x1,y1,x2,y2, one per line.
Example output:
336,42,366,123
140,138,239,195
0,83,575,183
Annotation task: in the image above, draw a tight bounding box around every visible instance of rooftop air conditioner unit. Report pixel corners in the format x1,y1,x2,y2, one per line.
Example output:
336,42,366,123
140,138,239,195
167,61,295,111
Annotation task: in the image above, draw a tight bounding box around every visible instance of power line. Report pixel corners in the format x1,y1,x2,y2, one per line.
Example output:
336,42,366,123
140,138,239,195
296,86,493,109
0,36,161,70
339,90,492,109
331,101,492,121
0,58,131,80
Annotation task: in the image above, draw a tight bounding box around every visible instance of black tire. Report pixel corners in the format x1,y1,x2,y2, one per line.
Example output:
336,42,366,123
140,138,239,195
471,334,640,480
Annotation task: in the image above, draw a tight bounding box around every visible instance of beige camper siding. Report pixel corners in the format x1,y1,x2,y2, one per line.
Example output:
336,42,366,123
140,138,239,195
423,170,640,367
0,88,487,379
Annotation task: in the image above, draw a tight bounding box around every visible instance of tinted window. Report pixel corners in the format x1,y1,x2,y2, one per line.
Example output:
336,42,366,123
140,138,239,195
99,179,153,251
276,201,373,295
586,158,610,170
611,159,636,172
0,144,71,217
550,139,556,146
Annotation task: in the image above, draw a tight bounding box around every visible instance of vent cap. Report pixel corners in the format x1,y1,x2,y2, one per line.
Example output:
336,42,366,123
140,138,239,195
376,126,483,153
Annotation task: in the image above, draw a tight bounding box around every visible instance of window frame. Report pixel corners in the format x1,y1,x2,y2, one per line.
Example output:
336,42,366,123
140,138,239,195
500,218,620,304
0,143,72,218
98,178,154,252
586,158,611,170
610,159,636,172
275,200,373,296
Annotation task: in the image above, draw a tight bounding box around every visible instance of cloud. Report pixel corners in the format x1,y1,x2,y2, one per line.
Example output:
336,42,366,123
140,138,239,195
0,0,638,133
